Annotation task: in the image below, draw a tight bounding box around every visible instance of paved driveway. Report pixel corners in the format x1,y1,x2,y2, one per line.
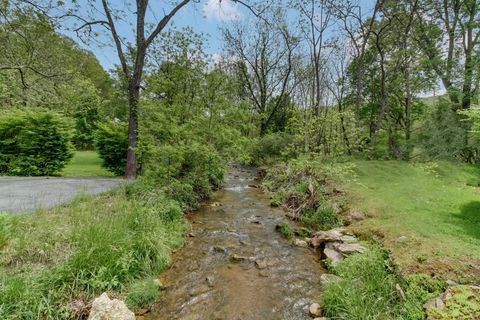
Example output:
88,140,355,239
0,177,124,214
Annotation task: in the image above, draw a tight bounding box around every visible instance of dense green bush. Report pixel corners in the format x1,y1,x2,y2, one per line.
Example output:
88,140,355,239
73,106,100,150
0,109,74,176
94,120,128,176
254,132,294,162
418,100,480,163
142,142,226,209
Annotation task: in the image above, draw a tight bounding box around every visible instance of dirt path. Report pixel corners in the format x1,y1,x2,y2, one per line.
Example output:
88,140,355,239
148,167,325,320
0,176,123,213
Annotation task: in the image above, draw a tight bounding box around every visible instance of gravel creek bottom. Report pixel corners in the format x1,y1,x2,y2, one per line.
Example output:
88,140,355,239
148,167,325,320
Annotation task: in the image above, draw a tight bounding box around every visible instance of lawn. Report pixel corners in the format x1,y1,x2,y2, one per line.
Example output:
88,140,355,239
61,151,114,177
345,160,480,281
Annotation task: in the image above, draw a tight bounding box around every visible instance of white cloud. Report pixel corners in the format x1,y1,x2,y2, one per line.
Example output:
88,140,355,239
203,0,241,21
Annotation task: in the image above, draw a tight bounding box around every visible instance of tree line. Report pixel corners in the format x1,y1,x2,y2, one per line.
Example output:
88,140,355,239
1,0,479,178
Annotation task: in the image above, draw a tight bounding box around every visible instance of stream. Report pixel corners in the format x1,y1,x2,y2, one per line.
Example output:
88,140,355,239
148,167,325,320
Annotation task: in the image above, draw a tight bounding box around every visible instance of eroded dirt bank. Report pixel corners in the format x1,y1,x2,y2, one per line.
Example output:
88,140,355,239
148,167,325,320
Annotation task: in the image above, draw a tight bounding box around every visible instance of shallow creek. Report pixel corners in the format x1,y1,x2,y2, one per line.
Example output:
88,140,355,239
148,167,325,320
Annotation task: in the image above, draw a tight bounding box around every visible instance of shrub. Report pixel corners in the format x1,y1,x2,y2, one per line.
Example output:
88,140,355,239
301,206,343,231
254,132,294,162
73,107,100,150
180,142,225,198
94,120,128,176
0,109,74,176
418,100,480,162
141,142,226,209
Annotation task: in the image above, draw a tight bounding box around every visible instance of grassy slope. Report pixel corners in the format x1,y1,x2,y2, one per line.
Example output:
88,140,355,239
0,184,186,319
346,160,480,281
61,151,114,177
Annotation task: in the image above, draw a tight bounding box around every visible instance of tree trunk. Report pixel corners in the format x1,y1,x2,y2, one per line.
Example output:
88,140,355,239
338,102,351,155
461,42,474,109
125,81,140,179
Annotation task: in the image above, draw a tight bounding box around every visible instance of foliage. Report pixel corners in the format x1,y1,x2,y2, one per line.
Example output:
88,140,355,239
141,142,226,210
73,106,100,150
285,109,358,158
94,120,128,176
263,156,353,231
0,109,74,176
417,100,479,162
139,29,258,169
0,8,112,109
255,132,295,162
275,223,294,239
461,105,480,139
399,274,446,319
64,80,104,150
301,206,343,231
426,286,480,319
322,247,443,320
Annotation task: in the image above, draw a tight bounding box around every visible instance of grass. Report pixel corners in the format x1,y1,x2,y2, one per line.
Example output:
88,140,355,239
126,277,160,308
61,150,114,177
345,160,480,281
0,182,186,319
275,222,294,239
323,246,444,320
263,157,479,318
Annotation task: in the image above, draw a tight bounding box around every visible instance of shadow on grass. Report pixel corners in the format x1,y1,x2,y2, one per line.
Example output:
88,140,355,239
453,201,480,240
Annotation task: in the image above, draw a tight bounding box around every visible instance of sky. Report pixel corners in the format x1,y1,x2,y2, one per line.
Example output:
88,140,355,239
60,0,443,97
62,0,248,71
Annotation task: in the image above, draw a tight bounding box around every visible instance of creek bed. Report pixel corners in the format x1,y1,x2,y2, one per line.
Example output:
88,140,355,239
148,167,325,320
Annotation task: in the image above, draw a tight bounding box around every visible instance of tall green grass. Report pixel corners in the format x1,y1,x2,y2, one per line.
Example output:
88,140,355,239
0,182,186,319
323,247,444,320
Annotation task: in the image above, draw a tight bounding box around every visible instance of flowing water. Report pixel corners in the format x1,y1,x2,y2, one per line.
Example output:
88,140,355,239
148,167,325,320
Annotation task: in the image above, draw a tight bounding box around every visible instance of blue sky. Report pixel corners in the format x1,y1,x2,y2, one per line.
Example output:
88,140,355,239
61,0,441,97
62,0,377,72
62,0,249,71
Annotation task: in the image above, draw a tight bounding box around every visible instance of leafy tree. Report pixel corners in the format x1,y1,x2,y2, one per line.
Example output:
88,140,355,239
65,0,260,179
223,8,299,135
0,6,112,109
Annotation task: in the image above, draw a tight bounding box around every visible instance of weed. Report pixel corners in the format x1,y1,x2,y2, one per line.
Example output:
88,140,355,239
126,277,160,308
301,206,343,231
322,247,444,320
294,227,312,238
276,223,294,239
